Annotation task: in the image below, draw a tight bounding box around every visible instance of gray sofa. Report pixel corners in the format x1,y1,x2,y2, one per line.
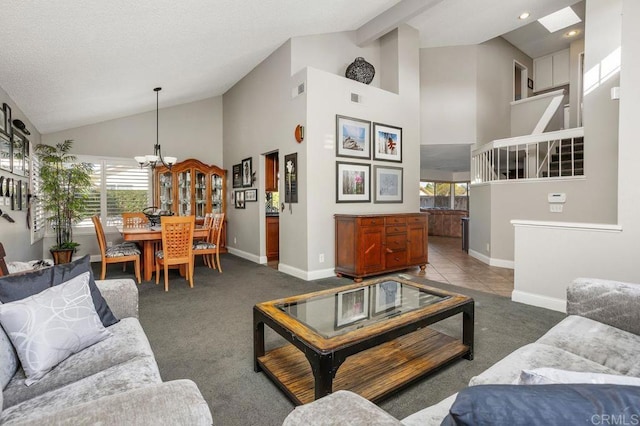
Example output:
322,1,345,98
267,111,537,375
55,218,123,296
283,277,640,425
1,278,212,425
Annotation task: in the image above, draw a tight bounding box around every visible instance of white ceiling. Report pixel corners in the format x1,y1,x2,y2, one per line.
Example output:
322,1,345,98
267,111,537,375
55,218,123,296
0,0,582,136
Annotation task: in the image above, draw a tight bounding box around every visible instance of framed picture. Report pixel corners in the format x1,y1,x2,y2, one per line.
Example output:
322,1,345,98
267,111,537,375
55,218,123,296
528,78,534,90
374,165,403,203
336,161,370,203
23,138,30,178
0,132,11,172
3,104,11,136
245,188,257,202
372,122,402,162
234,190,245,208
12,132,24,176
336,115,370,159
335,286,369,328
241,157,252,187
22,180,28,212
373,281,402,315
7,178,14,210
15,179,22,211
284,152,297,203
232,164,242,188
0,106,5,133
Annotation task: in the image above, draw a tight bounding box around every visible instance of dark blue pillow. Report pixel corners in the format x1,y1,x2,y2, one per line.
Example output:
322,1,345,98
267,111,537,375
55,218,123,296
0,255,118,327
441,384,640,426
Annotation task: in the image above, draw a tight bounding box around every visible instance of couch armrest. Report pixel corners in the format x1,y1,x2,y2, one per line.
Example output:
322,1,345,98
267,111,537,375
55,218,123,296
95,278,139,319
282,391,401,426
567,278,640,335
13,379,212,426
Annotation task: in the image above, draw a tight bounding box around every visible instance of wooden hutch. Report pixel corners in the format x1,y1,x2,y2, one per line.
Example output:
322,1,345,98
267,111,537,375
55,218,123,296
154,158,227,250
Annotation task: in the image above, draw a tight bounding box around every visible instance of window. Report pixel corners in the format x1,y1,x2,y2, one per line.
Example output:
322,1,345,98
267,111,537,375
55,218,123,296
419,181,469,211
74,157,150,230
30,155,45,243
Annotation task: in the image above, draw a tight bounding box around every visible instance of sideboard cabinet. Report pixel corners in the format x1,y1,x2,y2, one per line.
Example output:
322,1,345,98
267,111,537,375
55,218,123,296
334,213,428,281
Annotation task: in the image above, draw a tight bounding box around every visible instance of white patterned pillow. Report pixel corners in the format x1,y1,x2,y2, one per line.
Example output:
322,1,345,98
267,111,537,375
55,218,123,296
518,368,640,386
193,241,216,250
0,272,112,385
105,244,140,257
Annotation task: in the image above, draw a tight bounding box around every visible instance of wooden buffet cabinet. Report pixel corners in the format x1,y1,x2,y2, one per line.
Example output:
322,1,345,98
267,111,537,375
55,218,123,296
334,213,428,281
154,158,227,250
266,216,279,261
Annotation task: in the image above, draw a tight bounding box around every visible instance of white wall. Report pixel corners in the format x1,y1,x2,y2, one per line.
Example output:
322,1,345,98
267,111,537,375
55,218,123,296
420,169,470,182
512,0,636,312
43,96,223,164
0,86,43,261
569,38,585,128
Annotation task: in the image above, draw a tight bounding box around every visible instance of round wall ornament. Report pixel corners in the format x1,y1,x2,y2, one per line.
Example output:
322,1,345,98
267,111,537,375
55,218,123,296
345,57,375,84
294,125,304,143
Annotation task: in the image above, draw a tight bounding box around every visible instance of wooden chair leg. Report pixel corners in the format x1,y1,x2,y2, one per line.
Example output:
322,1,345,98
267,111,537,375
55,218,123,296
155,260,160,285
164,264,170,292
216,252,222,273
188,262,194,288
134,258,141,284
101,259,107,280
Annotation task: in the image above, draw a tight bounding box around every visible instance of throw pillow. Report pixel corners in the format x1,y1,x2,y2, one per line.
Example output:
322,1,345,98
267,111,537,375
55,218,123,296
440,384,640,426
519,368,640,387
0,266,54,302
51,255,119,327
0,272,112,385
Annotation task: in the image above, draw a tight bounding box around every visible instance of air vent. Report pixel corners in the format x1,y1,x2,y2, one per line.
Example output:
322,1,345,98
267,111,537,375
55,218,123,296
298,83,305,95
291,82,306,98
351,93,361,103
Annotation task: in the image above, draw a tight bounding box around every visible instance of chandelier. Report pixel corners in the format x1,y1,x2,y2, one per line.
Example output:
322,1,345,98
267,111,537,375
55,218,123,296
134,87,177,169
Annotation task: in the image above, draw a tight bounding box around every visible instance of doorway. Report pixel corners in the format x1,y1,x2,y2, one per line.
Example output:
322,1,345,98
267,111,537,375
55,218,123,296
514,61,528,101
264,151,279,266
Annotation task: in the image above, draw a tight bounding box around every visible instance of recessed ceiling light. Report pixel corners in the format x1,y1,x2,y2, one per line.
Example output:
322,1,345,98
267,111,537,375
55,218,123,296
564,29,580,37
518,12,530,20
538,6,581,33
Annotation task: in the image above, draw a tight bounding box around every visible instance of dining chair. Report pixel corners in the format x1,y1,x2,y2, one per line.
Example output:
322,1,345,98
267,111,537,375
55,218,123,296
92,215,141,283
193,213,225,272
122,212,149,228
155,215,195,292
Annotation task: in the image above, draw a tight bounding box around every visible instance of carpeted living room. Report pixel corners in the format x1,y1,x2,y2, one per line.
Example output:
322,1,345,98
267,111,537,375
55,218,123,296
2,0,640,424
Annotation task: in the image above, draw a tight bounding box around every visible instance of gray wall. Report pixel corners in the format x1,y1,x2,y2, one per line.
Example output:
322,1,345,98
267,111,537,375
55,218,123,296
0,86,44,262
569,38,585,128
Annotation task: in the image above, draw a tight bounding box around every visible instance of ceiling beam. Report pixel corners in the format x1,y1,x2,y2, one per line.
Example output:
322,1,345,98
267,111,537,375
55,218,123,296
356,0,444,46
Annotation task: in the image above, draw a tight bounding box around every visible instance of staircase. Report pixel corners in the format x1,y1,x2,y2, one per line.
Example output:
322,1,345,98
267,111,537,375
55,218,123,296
544,137,584,177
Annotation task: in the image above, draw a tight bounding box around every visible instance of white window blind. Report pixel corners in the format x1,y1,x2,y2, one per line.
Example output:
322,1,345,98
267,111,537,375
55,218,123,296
30,155,45,243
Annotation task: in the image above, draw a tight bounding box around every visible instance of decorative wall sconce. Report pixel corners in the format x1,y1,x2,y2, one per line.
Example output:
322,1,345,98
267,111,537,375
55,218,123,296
295,125,304,143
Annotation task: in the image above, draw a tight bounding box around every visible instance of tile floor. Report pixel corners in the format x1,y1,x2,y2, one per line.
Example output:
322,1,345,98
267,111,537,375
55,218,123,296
407,236,514,297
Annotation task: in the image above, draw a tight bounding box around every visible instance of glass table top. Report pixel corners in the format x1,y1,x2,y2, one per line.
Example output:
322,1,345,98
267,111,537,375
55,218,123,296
276,279,450,338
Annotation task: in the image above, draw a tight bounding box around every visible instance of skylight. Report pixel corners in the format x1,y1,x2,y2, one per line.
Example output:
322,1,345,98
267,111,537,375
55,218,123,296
538,6,581,33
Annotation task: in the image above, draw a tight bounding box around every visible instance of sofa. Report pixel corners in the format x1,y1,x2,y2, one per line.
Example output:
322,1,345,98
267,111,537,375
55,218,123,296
0,270,212,425
282,277,640,425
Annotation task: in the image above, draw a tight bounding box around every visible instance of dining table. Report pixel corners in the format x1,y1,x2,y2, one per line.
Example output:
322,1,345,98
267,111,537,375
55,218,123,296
118,225,209,281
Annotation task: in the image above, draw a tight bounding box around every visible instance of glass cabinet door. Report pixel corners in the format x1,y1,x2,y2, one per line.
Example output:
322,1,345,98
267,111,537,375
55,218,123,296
159,171,174,212
211,173,223,213
178,170,191,216
194,171,207,219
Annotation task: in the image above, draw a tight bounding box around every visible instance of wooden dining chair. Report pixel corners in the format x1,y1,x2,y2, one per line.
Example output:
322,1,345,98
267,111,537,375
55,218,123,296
155,215,195,292
122,212,149,228
193,213,225,272
92,215,141,283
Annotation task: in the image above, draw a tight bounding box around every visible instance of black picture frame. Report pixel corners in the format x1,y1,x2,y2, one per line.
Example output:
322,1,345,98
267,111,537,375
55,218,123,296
335,115,371,159
527,78,534,90
374,165,403,203
284,153,298,204
2,103,11,136
234,190,245,209
0,132,11,172
15,179,22,211
241,157,252,187
336,161,370,203
245,188,257,202
232,163,242,188
372,122,402,163
11,131,25,176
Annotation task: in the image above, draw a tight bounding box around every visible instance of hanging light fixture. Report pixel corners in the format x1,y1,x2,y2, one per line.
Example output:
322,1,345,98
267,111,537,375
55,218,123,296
134,87,177,169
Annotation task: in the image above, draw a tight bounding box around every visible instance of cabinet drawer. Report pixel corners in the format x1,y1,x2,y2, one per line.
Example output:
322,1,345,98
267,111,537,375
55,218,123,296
385,225,406,235
385,251,407,268
385,216,406,225
385,234,406,251
407,216,426,224
360,217,383,226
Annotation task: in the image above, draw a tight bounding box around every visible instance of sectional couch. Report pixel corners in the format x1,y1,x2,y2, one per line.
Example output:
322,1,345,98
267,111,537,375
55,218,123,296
283,277,640,425
0,274,212,425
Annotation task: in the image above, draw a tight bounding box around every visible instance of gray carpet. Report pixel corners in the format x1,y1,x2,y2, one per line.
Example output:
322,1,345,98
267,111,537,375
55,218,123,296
94,254,566,426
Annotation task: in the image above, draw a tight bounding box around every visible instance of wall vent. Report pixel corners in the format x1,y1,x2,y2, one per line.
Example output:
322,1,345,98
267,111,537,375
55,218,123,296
351,93,361,103
298,83,305,95
292,82,306,98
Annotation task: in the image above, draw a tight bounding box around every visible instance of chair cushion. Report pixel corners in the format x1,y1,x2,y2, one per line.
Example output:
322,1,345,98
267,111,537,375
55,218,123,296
105,244,141,258
0,272,112,386
193,241,216,250
155,250,164,259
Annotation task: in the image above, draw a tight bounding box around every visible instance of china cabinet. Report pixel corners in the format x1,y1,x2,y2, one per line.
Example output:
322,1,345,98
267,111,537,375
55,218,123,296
154,159,227,248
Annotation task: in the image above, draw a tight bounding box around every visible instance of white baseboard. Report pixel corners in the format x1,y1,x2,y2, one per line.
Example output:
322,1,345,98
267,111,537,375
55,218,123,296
258,255,268,264
89,255,101,263
468,250,514,269
277,263,335,281
226,247,262,264
512,290,566,313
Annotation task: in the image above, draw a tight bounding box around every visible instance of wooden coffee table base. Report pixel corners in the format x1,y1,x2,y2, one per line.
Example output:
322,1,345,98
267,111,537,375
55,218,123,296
256,327,469,405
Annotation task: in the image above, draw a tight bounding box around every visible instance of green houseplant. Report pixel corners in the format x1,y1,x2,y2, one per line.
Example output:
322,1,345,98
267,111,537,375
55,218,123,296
35,140,92,264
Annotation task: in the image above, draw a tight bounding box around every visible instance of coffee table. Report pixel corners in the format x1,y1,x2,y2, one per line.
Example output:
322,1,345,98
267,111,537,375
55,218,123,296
253,277,474,405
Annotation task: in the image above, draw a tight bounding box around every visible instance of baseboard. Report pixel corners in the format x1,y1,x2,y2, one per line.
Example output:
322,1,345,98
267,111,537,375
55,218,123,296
226,247,262,264
277,263,335,281
512,290,566,313
258,255,268,264
89,255,101,263
468,250,514,269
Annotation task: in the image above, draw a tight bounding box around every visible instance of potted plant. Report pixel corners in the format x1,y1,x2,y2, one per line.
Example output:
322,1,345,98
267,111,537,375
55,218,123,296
35,140,92,264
